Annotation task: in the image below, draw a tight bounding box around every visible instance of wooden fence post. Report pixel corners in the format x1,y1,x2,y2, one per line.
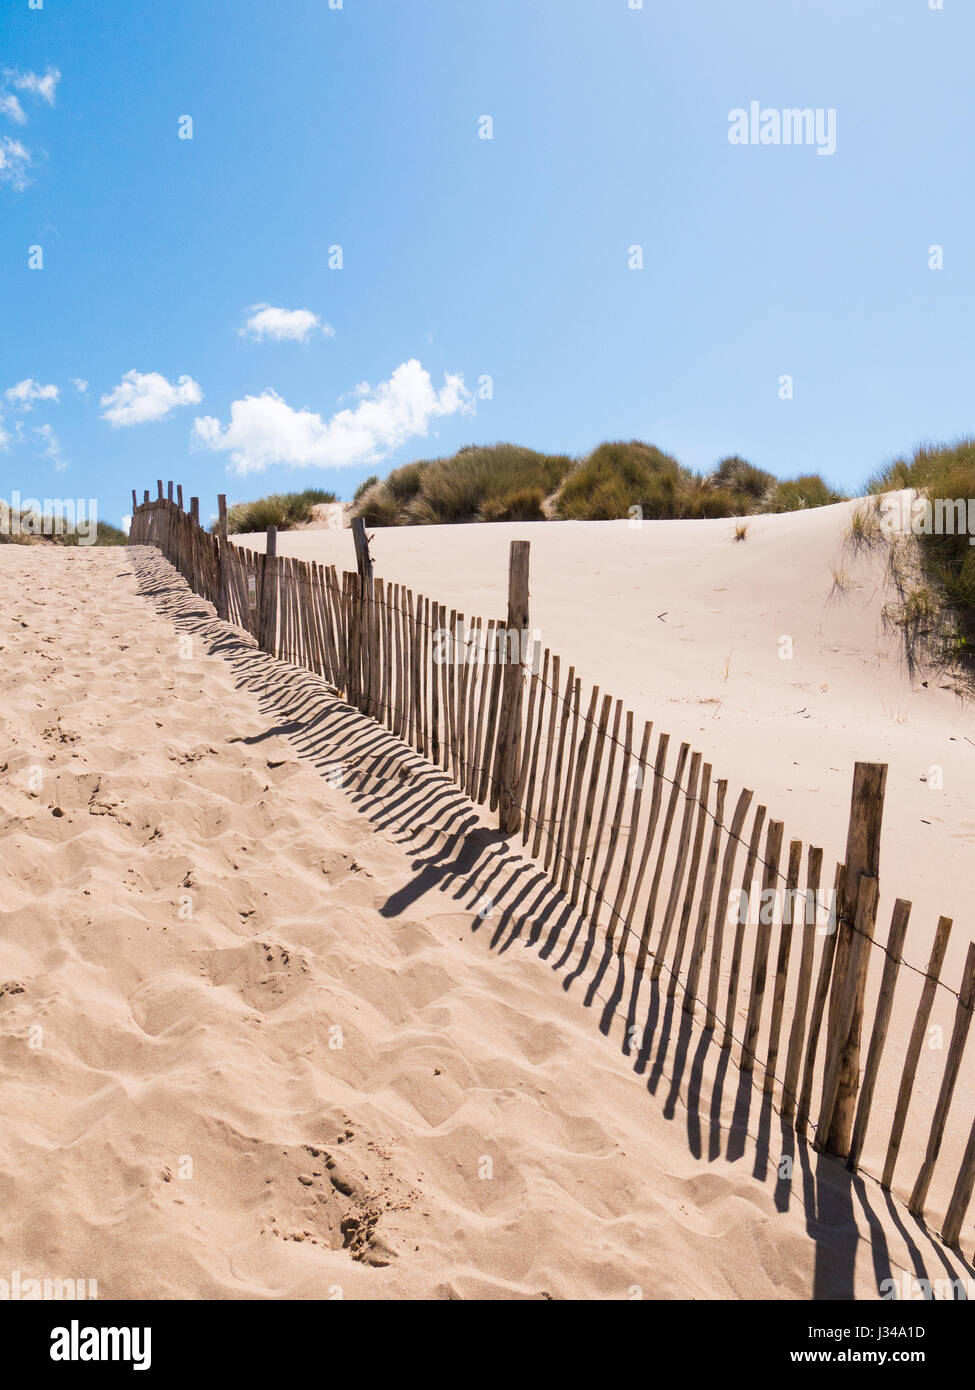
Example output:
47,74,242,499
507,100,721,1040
816,871,880,1149
157,480,164,500
190,497,200,526
351,517,374,715
822,762,887,1158
259,525,278,655
496,540,530,834
215,494,229,622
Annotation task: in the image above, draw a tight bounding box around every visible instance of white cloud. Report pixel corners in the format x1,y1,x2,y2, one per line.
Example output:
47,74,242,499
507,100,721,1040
0,69,61,193
5,378,59,410
70,377,89,395
35,422,66,471
100,370,203,427
241,303,334,343
0,136,30,190
193,359,474,476
6,67,61,106
0,413,8,451
0,94,25,124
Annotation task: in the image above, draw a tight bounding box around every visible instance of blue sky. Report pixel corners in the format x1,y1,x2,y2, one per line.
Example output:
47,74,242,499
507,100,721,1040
0,0,971,525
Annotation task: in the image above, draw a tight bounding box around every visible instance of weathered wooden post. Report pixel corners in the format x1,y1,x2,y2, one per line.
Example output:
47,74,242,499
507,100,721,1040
190,497,200,525
167,481,174,503
157,480,164,500
131,489,138,514
215,494,229,621
351,517,374,715
496,540,530,834
819,762,887,1157
177,483,184,510
259,525,277,655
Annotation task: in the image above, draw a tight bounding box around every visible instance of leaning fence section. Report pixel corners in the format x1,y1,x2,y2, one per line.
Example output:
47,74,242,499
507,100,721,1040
129,483,975,1258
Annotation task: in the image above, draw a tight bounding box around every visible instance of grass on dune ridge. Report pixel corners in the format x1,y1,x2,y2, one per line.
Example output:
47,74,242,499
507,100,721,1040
224,488,338,535
0,503,126,547
352,439,846,528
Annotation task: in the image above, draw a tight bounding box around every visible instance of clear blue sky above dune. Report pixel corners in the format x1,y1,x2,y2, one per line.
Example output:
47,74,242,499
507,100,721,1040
0,0,971,524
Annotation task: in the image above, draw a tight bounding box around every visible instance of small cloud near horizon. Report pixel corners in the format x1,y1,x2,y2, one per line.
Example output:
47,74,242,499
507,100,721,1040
193,359,473,476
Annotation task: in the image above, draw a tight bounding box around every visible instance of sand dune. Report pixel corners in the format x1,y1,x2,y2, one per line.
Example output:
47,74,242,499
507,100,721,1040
0,533,971,1300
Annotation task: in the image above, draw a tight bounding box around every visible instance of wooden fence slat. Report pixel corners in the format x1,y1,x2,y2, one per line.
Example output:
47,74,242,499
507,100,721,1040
632,741,691,971
530,655,563,858
438,604,450,767
445,611,459,780
762,837,804,1092
740,819,785,1071
612,729,667,955
684,778,727,1013
665,762,712,996
881,915,953,1190
480,624,506,809
543,667,576,873
559,686,598,894
780,847,825,1121
592,708,634,931
846,897,911,1169
569,691,613,905
704,788,754,1032
581,698,623,921
796,863,846,1134
517,648,550,846
720,804,768,1051
942,1114,975,1249
908,939,975,1217
646,750,703,981
467,619,488,799
454,613,471,786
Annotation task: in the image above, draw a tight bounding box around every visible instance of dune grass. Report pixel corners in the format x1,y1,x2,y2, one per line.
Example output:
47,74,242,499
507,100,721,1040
355,444,573,526
868,440,975,675
354,438,844,527
224,488,338,535
0,504,127,547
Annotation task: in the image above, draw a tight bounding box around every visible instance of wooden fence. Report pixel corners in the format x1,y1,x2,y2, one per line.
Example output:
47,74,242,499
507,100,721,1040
129,483,975,1258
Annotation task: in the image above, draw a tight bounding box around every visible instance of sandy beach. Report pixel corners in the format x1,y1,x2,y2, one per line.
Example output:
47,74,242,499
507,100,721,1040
0,526,971,1300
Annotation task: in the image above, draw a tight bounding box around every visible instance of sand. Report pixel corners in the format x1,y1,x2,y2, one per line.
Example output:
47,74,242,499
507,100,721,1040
0,517,972,1300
